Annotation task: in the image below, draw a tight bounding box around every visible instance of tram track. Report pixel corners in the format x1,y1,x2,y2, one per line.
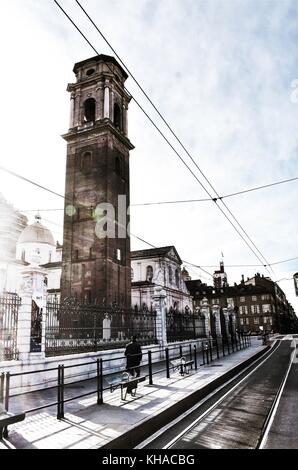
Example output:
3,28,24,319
137,339,294,449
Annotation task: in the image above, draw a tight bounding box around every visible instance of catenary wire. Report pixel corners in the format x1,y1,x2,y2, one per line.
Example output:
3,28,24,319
73,0,276,277
0,164,212,278
53,0,275,280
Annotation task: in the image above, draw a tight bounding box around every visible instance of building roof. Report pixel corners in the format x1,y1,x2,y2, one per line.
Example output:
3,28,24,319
18,218,55,246
73,54,128,79
131,246,182,264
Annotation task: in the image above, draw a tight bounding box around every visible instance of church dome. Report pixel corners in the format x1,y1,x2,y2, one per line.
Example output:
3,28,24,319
18,216,55,246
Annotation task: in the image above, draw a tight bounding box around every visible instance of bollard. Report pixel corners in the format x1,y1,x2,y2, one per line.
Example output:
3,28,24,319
97,358,103,405
148,350,153,385
165,348,170,379
194,345,198,370
5,372,10,411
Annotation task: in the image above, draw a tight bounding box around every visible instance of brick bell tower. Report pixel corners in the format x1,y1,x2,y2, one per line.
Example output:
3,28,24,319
60,55,134,307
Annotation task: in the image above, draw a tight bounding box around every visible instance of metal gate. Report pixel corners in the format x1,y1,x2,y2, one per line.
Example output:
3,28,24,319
0,292,21,361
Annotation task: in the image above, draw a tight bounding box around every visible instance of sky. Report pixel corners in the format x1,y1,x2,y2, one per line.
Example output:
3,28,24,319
0,0,298,312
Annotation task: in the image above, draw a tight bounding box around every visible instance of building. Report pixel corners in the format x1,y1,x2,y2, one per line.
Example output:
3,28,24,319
131,246,193,311
213,261,228,288
60,55,134,307
187,270,298,334
0,193,28,293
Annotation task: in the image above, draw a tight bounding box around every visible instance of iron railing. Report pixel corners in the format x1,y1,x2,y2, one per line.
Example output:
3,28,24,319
0,292,21,361
45,299,157,356
166,309,206,342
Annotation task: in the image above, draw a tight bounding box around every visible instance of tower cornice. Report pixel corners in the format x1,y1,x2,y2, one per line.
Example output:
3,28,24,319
62,120,135,150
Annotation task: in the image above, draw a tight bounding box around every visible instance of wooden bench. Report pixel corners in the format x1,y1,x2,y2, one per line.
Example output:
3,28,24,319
170,357,194,376
0,404,25,439
107,373,146,400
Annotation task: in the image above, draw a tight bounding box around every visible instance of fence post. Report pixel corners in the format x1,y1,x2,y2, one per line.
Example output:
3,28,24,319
57,366,60,419
215,337,219,360
165,348,170,378
227,337,231,354
5,372,10,411
209,339,213,362
231,336,235,353
189,344,192,361
148,351,153,385
0,373,4,404
57,365,64,419
202,342,206,365
194,345,198,370
97,359,103,405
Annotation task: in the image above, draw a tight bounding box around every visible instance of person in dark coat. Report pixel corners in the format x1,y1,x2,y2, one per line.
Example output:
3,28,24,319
125,335,142,378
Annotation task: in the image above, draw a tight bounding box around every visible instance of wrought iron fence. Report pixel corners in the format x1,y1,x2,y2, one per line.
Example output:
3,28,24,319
45,298,157,356
0,292,21,361
166,309,206,342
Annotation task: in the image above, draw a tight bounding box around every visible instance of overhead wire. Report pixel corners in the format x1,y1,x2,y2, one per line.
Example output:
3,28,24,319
54,0,275,280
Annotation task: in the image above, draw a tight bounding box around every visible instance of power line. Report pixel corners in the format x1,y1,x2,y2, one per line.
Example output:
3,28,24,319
132,176,298,206
19,174,298,211
0,163,212,278
54,0,275,279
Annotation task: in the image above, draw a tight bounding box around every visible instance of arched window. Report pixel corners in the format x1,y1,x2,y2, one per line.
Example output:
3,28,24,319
146,265,153,282
114,103,122,129
168,266,173,284
175,269,179,287
83,98,96,122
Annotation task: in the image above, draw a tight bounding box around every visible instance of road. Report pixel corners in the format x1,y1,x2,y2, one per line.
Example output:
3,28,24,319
141,337,296,449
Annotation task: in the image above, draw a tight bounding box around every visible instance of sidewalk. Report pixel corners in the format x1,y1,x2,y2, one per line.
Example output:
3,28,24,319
0,338,267,449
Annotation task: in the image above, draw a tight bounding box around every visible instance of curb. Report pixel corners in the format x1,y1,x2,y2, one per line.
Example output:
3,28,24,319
100,345,271,449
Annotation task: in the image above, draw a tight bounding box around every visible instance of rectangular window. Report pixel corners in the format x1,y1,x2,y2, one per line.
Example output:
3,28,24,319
240,297,245,303
251,305,260,314
252,295,257,301
116,249,121,261
261,294,269,301
245,318,249,325
262,304,271,313
240,318,244,325
240,305,248,315
253,317,259,324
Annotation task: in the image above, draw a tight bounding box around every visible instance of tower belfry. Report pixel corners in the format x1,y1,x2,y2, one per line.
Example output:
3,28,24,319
60,55,134,307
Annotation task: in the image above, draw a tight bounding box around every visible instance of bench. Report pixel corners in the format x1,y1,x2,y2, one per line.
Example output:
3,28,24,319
170,357,194,376
107,373,146,400
0,404,25,439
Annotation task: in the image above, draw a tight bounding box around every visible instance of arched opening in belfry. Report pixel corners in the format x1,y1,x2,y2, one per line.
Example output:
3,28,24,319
113,103,122,129
83,98,96,123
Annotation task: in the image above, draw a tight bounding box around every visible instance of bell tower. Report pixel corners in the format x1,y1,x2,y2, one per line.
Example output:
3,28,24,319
60,55,134,307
